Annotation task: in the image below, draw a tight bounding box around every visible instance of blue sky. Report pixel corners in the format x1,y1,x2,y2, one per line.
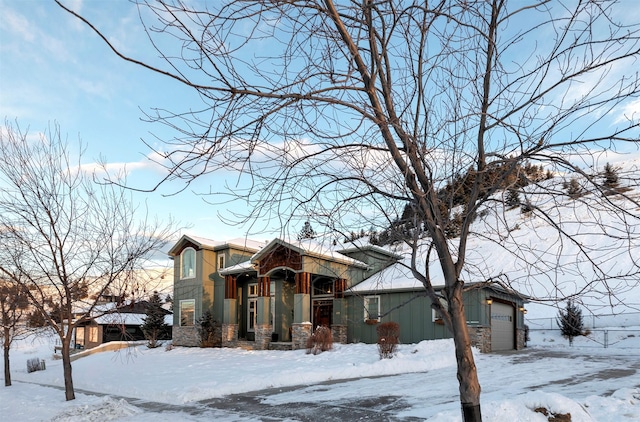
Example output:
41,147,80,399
2,1,639,244
0,0,259,241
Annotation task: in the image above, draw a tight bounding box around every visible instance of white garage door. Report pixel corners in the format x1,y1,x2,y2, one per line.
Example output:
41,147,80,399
491,302,515,351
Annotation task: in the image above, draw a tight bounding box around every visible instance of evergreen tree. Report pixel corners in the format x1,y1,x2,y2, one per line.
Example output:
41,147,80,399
557,300,584,346
505,188,521,208
196,310,219,347
141,292,168,348
297,221,317,240
164,293,173,311
566,177,582,199
603,162,619,191
27,310,47,328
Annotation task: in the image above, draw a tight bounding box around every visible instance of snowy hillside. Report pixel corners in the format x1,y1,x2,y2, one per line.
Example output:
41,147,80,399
471,151,640,319
359,150,640,320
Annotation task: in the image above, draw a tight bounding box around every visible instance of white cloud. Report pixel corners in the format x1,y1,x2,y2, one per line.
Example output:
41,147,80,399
611,98,640,125
1,8,35,42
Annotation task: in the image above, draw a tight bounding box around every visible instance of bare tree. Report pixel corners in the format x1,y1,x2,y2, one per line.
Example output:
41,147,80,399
0,279,30,386
0,121,176,401
59,1,640,419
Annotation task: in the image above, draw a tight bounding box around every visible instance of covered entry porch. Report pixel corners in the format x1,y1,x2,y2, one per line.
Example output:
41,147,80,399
219,239,356,350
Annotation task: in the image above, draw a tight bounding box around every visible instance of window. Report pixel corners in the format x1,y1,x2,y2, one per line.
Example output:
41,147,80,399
363,296,380,321
217,253,225,272
89,326,98,343
431,308,441,323
313,278,334,296
432,296,448,322
247,283,257,332
75,327,85,345
180,299,195,326
246,283,275,331
181,247,196,279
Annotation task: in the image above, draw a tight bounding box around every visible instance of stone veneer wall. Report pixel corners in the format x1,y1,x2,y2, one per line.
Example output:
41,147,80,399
292,322,312,350
467,326,491,353
468,326,526,352
331,324,347,345
254,324,272,350
516,328,525,350
172,326,199,347
221,323,238,347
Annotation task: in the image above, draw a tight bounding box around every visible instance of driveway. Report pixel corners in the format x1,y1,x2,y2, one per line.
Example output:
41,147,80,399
21,347,640,421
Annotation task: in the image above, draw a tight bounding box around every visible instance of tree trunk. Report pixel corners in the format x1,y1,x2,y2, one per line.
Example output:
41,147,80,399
449,286,482,422
61,339,75,400
3,328,11,387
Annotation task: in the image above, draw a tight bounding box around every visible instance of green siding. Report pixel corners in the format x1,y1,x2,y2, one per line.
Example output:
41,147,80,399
345,288,526,345
346,292,452,344
172,249,217,326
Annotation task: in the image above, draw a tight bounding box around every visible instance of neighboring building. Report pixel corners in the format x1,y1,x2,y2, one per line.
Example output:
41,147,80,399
74,300,172,350
169,235,527,352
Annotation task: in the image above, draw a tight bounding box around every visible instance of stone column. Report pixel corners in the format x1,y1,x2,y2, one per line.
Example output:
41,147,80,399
292,293,311,350
222,298,238,347
292,322,313,350
331,298,347,344
255,296,272,350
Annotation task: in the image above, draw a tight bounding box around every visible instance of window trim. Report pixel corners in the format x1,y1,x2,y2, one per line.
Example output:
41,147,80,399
363,295,380,322
217,252,225,272
179,299,195,327
181,247,196,280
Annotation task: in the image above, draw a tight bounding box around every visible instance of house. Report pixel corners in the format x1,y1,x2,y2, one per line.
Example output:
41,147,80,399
169,234,527,352
74,300,172,350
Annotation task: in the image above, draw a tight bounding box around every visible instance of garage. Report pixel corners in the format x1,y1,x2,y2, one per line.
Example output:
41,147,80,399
490,302,515,351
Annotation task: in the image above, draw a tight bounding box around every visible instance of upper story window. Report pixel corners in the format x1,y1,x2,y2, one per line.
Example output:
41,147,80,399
217,252,225,272
313,278,333,296
181,247,196,279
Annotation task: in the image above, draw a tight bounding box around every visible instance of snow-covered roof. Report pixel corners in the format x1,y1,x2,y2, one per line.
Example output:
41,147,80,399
251,237,369,269
93,313,173,326
349,261,426,293
219,261,255,276
337,243,404,260
168,234,265,256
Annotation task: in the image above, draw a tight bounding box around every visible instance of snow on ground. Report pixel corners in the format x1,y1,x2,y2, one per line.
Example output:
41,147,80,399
1,328,639,421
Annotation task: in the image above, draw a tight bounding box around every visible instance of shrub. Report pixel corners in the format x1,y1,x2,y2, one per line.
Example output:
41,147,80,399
377,321,400,359
27,358,45,373
197,310,221,347
521,200,534,215
306,326,333,355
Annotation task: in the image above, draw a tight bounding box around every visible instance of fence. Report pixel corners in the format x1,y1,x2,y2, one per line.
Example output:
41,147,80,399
526,311,640,350
528,328,640,349
525,311,640,330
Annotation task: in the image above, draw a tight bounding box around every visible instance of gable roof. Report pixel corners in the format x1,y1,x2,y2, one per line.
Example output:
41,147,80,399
168,234,265,256
251,238,369,269
337,242,404,261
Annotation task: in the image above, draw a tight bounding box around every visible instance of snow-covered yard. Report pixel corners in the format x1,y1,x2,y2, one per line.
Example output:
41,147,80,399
1,328,638,421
